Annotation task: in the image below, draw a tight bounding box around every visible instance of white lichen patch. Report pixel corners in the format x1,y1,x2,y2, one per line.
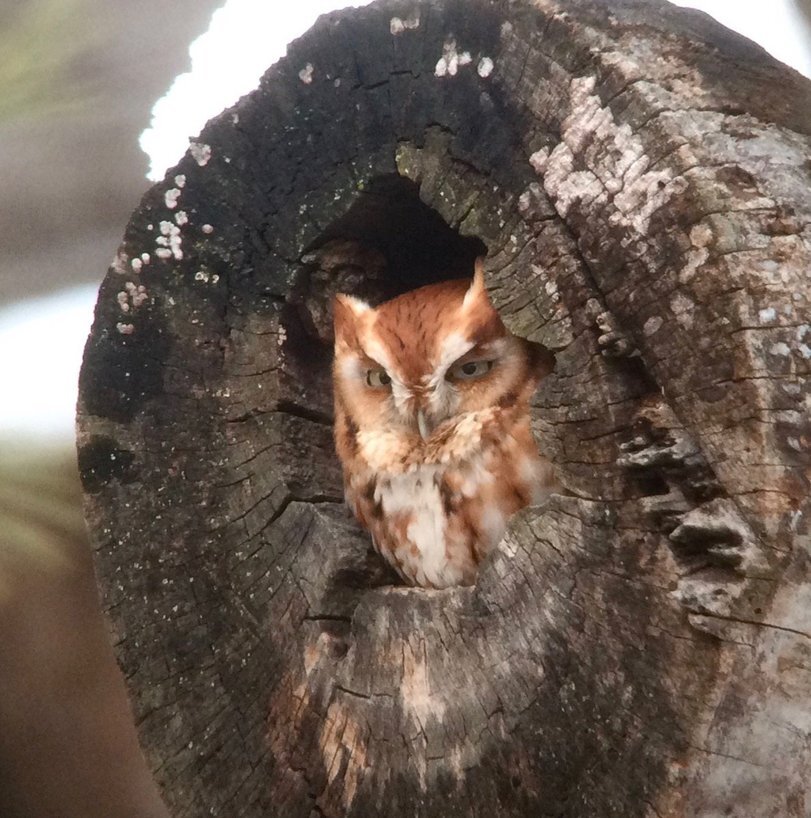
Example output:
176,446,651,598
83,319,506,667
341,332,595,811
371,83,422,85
390,13,419,34
644,316,663,336
131,258,143,274
141,252,151,264
670,292,695,329
164,188,181,209
477,56,494,78
175,210,189,226
598,51,643,86
298,63,314,84
770,342,791,356
116,281,149,319
434,39,472,77
111,250,129,275
202,223,214,234
194,270,220,284
543,279,561,304
189,141,212,167
126,282,148,308
758,307,777,323
116,322,135,335
529,147,550,174
690,223,714,248
536,74,684,235
157,220,183,261
174,174,186,188
678,247,709,284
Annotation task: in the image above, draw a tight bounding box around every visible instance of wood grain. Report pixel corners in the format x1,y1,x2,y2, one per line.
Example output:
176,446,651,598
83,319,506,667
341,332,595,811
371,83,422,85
79,1,811,815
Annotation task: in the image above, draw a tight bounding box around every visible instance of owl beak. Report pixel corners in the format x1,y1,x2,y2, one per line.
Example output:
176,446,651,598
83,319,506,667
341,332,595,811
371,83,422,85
416,409,431,441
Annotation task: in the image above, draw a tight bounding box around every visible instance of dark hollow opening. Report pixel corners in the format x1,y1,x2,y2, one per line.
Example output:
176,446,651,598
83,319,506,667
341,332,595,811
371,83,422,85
304,174,486,303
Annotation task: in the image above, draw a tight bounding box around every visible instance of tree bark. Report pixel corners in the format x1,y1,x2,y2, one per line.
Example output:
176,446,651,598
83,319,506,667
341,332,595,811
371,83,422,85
78,1,811,815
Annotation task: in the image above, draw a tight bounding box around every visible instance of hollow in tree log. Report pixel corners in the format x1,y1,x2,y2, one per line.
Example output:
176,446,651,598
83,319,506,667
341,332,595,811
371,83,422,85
78,1,811,815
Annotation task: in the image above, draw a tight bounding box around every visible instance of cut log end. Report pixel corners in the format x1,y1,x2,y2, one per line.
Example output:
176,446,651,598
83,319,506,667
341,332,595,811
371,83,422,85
78,0,811,815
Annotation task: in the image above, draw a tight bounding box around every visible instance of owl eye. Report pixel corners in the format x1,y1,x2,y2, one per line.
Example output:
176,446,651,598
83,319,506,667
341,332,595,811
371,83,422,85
366,368,392,388
447,359,494,381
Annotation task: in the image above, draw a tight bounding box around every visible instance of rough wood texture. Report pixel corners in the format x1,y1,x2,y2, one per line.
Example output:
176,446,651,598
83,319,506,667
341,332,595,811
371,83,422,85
78,1,811,815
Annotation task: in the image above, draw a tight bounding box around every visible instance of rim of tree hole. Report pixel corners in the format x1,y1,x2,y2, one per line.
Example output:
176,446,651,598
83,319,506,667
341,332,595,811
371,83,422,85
77,1,811,816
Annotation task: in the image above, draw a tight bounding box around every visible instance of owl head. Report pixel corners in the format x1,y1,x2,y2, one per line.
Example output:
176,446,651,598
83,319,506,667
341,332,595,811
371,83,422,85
332,259,554,440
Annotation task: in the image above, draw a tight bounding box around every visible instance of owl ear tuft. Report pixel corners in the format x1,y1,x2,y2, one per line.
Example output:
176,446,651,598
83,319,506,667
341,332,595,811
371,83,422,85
333,293,370,347
463,257,490,310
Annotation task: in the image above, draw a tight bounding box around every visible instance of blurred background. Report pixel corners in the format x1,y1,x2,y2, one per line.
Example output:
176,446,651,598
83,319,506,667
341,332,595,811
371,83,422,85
0,1,808,815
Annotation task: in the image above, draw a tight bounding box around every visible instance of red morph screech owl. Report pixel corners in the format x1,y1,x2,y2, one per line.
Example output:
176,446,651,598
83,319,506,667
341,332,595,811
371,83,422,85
332,258,558,589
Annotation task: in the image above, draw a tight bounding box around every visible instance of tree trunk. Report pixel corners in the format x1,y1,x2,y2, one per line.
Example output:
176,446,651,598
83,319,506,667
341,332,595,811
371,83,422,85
77,0,811,815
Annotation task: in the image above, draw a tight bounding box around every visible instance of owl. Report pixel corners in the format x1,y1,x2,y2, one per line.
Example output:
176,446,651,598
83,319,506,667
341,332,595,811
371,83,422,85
332,259,558,589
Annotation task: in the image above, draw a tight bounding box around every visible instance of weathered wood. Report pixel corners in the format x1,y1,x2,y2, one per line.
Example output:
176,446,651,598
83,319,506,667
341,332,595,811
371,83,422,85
78,1,811,815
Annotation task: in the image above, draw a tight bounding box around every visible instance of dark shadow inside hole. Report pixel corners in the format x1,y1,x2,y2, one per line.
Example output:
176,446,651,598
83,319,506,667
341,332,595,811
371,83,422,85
634,474,671,498
305,174,487,299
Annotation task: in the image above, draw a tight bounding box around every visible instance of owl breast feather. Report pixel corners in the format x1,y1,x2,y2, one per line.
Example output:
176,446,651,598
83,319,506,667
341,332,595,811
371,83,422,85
344,414,552,589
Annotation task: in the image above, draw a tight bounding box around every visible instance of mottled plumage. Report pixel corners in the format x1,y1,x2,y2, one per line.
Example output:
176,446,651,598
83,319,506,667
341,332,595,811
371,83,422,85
332,259,557,588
